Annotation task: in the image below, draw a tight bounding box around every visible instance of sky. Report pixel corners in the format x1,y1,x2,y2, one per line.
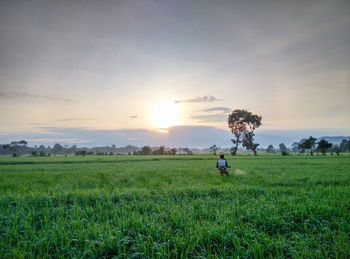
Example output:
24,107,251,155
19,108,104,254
0,0,349,147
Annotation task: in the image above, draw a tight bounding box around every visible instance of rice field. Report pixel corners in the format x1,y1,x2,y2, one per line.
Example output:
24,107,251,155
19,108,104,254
0,154,349,258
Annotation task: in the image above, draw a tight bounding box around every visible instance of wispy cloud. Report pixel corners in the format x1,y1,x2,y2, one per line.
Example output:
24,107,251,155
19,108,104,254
0,91,78,103
28,123,47,126
175,95,221,104
56,118,97,122
202,107,231,113
25,138,92,144
191,114,227,123
191,107,231,122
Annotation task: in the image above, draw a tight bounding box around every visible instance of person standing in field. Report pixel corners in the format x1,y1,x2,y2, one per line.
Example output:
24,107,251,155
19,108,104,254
217,154,231,176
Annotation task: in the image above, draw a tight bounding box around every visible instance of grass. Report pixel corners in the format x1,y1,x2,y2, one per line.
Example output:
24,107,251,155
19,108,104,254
0,154,349,258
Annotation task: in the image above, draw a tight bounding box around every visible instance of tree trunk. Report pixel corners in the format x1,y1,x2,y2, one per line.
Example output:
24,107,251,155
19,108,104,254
253,149,257,156
231,147,237,156
235,142,239,155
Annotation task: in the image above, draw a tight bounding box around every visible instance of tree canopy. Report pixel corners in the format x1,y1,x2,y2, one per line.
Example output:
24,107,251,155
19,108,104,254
317,139,332,155
298,136,316,155
228,109,262,156
3,140,28,156
209,145,218,155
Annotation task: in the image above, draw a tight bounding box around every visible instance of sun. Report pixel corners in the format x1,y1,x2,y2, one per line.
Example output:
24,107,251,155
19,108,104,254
151,100,179,128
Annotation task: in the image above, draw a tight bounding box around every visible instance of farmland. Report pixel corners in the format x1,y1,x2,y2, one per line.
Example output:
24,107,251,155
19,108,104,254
0,154,349,258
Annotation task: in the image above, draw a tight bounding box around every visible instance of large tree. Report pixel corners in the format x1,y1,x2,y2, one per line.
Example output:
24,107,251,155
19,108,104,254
242,131,260,156
3,140,28,156
228,109,262,156
298,136,316,155
340,139,350,152
152,146,165,155
317,139,332,155
52,143,64,154
291,142,299,152
139,146,152,155
209,145,218,155
279,143,287,152
266,145,275,153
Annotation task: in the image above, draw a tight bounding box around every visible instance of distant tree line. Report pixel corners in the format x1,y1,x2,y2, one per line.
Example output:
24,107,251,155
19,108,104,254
208,138,349,156
2,140,28,157
263,138,350,156
1,138,349,157
133,146,194,155
225,108,350,156
292,137,349,155
0,143,141,156
0,142,195,156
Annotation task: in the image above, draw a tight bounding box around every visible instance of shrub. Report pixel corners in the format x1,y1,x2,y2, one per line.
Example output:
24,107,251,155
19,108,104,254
282,150,289,156
230,147,237,156
76,151,88,156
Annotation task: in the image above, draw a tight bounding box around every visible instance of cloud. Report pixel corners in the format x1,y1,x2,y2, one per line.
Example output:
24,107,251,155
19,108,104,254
191,107,231,122
25,138,92,144
129,115,139,119
28,123,47,126
191,114,228,123
56,118,97,122
202,107,231,113
175,95,221,103
0,91,78,103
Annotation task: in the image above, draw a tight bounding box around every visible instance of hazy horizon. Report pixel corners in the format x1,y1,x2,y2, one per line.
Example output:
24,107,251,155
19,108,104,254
1,0,349,147
1,126,349,149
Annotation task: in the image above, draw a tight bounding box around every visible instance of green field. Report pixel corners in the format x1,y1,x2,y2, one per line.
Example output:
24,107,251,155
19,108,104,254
0,154,349,258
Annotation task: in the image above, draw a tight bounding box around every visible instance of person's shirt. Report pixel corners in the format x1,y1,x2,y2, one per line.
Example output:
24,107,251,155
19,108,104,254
216,159,228,170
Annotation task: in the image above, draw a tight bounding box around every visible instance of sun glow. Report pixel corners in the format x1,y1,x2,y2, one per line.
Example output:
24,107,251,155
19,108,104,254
151,101,179,128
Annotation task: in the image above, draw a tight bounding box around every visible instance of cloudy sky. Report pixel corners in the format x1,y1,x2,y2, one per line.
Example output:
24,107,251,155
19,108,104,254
0,0,349,147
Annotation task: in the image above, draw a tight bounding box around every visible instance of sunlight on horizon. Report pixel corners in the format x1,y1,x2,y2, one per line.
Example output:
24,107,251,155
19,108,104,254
151,100,179,129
